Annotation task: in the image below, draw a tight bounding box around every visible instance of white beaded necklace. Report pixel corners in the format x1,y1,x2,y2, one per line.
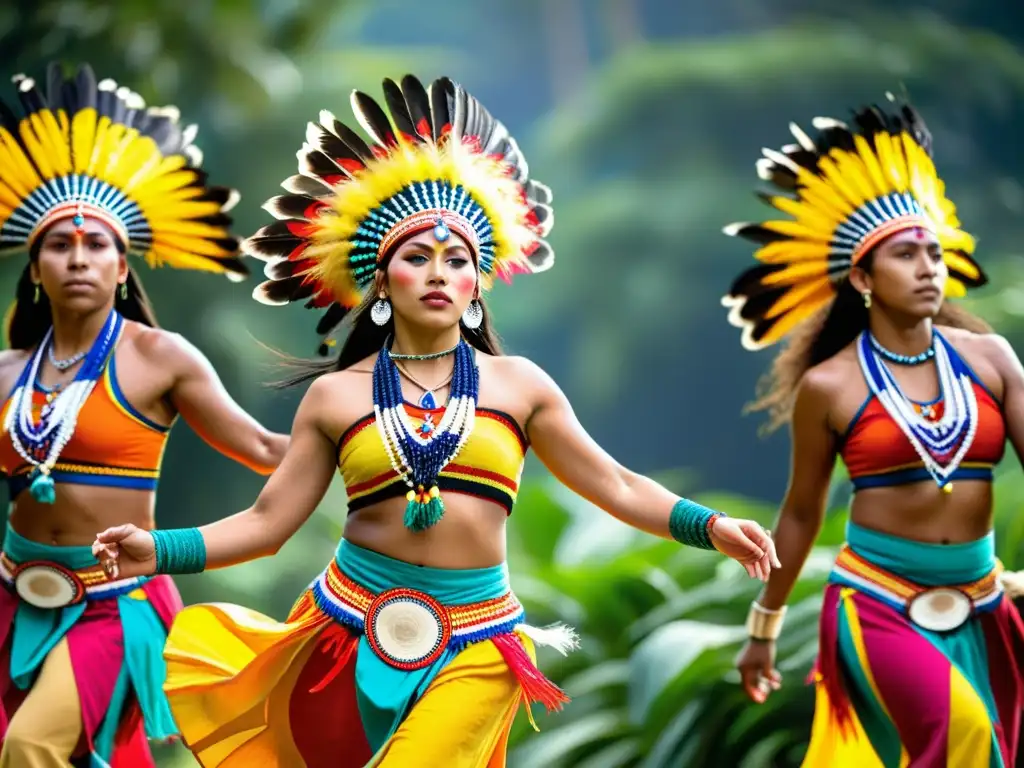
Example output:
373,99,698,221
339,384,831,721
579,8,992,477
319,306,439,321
3,312,120,490
857,331,977,489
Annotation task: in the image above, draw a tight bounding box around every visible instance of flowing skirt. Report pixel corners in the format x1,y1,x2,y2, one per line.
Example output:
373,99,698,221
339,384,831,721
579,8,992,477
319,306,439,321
164,540,577,768
803,523,1024,767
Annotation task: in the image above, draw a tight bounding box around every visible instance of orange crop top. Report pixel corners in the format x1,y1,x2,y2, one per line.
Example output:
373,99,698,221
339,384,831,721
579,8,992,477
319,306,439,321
337,404,527,514
839,380,1006,490
0,352,171,498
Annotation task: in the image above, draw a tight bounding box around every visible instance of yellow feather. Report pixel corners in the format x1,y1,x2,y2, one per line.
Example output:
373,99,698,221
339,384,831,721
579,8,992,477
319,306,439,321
0,128,41,196
34,110,71,176
145,218,230,239
854,135,888,197
19,119,56,180
791,167,855,219
0,182,21,214
761,260,831,286
71,109,97,173
874,133,906,193
765,276,833,319
944,251,981,281
817,156,868,209
129,171,203,203
769,195,843,233
151,232,234,258
753,240,833,264
828,150,877,207
944,278,966,298
761,219,833,242
760,285,834,345
145,244,234,272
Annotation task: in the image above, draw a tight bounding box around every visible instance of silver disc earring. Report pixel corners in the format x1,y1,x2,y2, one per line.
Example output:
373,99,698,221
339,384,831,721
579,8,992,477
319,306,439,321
461,300,483,330
371,297,392,326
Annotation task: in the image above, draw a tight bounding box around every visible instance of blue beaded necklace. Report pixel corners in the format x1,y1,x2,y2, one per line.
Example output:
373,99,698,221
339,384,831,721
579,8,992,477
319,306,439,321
3,309,122,503
372,337,479,531
868,332,936,366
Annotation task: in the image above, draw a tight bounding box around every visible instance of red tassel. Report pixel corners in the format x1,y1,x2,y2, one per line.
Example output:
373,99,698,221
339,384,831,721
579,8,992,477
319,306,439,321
309,624,358,694
491,632,570,713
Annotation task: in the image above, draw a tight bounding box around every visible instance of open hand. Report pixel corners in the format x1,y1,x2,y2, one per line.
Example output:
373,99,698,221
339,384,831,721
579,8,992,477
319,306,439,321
710,517,780,581
92,524,157,580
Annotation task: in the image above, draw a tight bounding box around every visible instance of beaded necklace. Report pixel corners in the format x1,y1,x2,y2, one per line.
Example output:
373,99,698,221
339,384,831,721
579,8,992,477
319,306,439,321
857,330,977,492
868,332,936,366
372,337,478,531
3,309,122,503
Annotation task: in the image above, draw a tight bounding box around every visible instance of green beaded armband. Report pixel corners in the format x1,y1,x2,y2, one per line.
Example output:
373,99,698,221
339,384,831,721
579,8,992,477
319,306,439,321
669,498,725,550
152,528,207,575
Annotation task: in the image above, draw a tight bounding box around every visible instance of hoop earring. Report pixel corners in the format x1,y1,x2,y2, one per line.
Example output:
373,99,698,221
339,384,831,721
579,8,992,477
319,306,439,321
32,283,39,304
119,281,128,300
862,290,872,309
371,296,392,326
461,300,483,330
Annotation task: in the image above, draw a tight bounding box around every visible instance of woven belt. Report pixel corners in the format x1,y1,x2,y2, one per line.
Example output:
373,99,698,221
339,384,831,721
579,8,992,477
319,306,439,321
0,550,146,609
829,544,1003,632
309,558,526,670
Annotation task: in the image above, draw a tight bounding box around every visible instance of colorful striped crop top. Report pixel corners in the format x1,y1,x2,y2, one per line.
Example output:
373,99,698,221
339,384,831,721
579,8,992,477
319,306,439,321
840,380,1006,491
337,405,527,514
0,353,171,498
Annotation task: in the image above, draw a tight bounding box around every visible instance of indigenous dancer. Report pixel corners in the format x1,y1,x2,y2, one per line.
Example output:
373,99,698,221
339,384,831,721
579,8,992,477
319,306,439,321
0,63,289,767
92,74,780,768
725,94,1024,766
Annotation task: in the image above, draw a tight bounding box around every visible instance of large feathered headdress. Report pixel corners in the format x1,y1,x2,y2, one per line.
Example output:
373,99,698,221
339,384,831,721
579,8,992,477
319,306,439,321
722,94,985,350
244,75,554,351
0,61,246,279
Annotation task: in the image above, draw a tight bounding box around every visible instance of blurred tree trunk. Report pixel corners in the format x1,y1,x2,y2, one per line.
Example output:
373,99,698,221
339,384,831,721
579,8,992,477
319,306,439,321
542,0,590,101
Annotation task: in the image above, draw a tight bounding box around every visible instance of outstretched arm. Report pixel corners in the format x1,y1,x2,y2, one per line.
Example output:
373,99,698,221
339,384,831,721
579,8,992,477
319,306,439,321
520,359,780,578
93,377,337,577
149,331,289,474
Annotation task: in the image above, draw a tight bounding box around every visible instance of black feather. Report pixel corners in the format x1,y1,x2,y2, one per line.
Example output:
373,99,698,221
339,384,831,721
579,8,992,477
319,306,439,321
45,62,63,109
74,65,97,112
400,74,433,140
264,194,324,220
728,263,787,301
382,78,420,142
325,119,374,161
16,78,47,115
309,123,364,173
299,148,346,180
282,174,334,198
255,276,311,306
429,78,453,141
727,224,789,246
352,90,397,148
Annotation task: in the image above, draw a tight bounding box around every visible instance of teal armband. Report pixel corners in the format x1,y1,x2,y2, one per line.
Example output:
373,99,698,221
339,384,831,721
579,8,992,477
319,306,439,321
152,528,207,574
669,498,725,550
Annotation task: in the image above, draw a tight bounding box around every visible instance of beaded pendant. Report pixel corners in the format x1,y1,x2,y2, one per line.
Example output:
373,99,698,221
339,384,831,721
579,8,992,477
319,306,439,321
857,330,976,491
373,339,478,531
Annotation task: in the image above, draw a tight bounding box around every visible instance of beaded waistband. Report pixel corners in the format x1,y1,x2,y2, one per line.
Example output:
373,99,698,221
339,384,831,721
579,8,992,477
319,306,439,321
828,544,1003,614
309,557,526,649
0,549,146,602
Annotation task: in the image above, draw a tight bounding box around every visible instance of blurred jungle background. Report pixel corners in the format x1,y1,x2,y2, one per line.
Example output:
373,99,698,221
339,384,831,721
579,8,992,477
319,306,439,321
3,1,1024,765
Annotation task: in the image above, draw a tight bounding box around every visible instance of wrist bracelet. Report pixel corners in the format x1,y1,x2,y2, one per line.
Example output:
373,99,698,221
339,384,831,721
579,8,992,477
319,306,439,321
152,528,207,575
669,498,727,550
745,600,787,640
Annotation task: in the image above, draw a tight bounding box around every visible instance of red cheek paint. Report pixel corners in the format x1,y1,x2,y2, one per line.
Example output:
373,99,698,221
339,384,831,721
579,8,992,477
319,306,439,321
451,272,476,299
388,261,419,288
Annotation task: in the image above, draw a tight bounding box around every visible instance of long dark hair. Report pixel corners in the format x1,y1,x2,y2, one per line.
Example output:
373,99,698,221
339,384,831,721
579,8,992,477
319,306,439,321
748,252,992,433
272,249,504,389
6,237,159,350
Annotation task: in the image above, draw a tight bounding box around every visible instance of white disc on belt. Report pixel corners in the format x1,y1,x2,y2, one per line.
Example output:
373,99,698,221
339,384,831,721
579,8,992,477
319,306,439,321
908,588,971,632
15,565,79,609
372,599,443,663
